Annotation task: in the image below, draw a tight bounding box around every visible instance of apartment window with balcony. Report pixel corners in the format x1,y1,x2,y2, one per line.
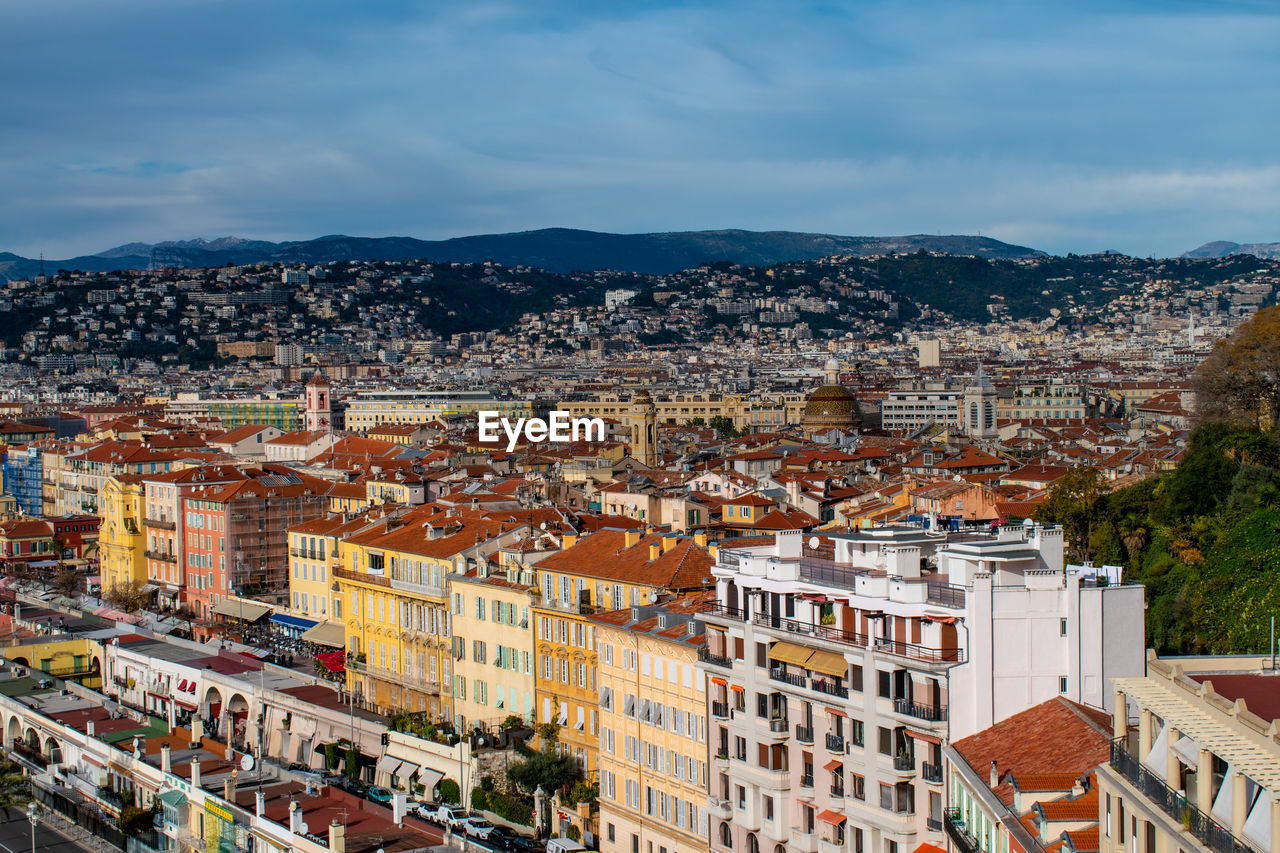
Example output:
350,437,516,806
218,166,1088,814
802,806,815,835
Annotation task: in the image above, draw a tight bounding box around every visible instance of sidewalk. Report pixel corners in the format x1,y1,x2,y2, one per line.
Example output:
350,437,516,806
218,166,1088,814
37,803,118,853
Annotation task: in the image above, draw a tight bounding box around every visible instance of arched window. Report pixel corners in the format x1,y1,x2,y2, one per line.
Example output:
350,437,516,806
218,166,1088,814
746,833,759,853
719,823,733,848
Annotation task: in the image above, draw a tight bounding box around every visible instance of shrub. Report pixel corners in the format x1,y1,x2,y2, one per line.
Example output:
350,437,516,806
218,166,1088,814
439,777,460,805
487,790,534,826
471,788,489,811
567,824,582,842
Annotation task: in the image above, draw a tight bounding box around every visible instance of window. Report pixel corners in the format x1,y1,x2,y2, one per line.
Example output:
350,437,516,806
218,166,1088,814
1060,618,1068,636
756,642,767,668
851,773,865,800
879,783,893,810
762,795,773,821
1060,676,1068,693
850,664,863,692
878,726,892,756
878,670,891,698
851,719,865,747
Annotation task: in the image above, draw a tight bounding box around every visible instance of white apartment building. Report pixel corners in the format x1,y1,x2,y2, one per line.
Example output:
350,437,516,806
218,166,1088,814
697,522,1145,853
343,390,534,430
880,383,961,433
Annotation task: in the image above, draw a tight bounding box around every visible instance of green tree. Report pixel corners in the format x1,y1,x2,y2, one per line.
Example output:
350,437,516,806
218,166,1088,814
439,778,460,804
507,737,583,795
0,760,31,819
708,415,740,439
1193,306,1280,427
1035,466,1108,561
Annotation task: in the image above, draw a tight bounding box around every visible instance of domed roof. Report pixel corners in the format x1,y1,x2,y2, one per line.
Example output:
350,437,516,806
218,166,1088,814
802,384,863,432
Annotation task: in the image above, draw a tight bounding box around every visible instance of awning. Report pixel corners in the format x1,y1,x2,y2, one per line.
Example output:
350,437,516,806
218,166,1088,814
818,810,846,826
157,790,188,808
922,615,957,624
175,700,197,712
1172,735,1201,771
826,707,846,717
823,759,842,772
768,642,812,666
396,762,420,781
710,677,727,686
801,593,827,602
805,650,848,678
730,685,745,693
908,730,942,745
270,613,318,631
139,584,158,594
416,768,444,791
300,621,346,648
375,755,403,777
210,599,271,622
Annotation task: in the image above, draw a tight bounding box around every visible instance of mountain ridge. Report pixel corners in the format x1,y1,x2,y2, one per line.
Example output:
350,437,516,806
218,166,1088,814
1183,240,1280,260
0,227,1045,281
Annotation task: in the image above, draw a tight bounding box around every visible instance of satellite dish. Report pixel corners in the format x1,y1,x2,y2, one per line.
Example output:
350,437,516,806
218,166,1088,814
301,822,310,836
539,522,547,530
240,753,255,772
808,536,819,549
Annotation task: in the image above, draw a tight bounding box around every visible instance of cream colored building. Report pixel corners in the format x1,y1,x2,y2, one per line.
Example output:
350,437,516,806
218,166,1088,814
557,392,806,433
1100,653,1280,853
594,598,711,853
447,544,550,729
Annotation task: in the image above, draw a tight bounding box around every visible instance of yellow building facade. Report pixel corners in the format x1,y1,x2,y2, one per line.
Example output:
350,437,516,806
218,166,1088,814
337,512,530,719
98,476,148,594
594,602,710,853
531,529,716,775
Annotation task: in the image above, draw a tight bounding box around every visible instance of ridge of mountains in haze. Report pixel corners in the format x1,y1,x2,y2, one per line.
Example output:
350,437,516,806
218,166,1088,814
1182,240,1280,260
0,228,1045,281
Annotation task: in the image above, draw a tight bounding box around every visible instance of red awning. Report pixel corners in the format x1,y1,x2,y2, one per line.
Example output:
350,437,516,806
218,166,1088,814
818,810,846,825
823,759,843,772
923,615,957,624
145,692,170,703
908,730,942,745
826,707,847,717
801,593,827,602
914,845,947,853
710,677,727,686
730,685,745,693
175,700,198,711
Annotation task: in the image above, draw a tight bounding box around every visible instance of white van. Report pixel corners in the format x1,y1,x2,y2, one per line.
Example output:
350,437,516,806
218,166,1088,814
546,839,589,853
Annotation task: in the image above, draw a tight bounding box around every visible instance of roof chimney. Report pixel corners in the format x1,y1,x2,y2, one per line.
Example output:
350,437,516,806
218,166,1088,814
256,790,266,817
649,543,660,561
1071,777,1086,797
190,756,201,789
624,529,642,548
160,743,171,774
989,760,998,789
224,774,236,803
329,819,346,853
662,535,678,553
693,532,708,548
562,533,577,549
191,718,203,748
289,800,302,834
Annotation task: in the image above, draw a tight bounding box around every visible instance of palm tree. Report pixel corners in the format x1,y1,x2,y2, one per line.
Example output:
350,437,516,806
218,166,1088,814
0,760,31,819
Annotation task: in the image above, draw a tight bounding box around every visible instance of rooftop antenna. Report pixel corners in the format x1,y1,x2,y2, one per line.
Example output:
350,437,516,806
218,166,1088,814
39,253,44,277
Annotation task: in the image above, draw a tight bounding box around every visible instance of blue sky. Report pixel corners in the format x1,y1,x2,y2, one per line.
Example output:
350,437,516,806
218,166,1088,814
3,0,1279,258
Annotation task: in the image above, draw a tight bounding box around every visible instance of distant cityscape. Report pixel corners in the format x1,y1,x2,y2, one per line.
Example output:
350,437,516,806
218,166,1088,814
0,236,1273,853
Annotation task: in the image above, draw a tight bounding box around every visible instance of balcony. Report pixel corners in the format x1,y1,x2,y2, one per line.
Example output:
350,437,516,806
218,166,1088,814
335,565,391,589
925,583,965,608
944,809,980,853
812,679,849,699
800,772,814,788
698,646,733,669
830,784,845,798
1109,739,1258,853
753,611,869,650
144,517,176,531
894,698,947,721
893,754,915,772
873,637,965,666
926,817,943,832
795,725,814,744
144,550,176,563
769,667,848,699
707,797,732,819
346,659,440,695
11,740,48,768
923,762,943,783
711,701,730,719
768,718,789,734
770,667,807,688
705,602,747,621
825,733,845,752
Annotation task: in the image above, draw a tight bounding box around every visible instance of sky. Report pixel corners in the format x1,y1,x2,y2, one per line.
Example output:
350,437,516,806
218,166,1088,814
3,0,1279,259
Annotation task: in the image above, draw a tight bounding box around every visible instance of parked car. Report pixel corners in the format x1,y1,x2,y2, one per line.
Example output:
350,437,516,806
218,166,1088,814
413,800,441,821
463,818,499,840
335,776,368,796
365,786,393,805
435,804,470,828
504,836,542,853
